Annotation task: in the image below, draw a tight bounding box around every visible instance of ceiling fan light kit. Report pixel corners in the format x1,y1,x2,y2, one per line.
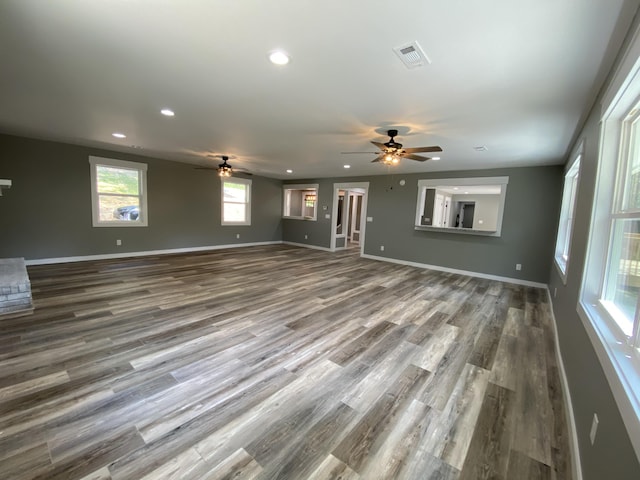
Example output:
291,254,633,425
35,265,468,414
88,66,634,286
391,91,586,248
383,153,400,165
218,164,233,177
195,154,253,176
217,155,234,177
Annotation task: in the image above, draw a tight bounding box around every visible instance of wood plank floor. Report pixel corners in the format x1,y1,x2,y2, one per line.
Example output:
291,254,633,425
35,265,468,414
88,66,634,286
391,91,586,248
0,245,572,480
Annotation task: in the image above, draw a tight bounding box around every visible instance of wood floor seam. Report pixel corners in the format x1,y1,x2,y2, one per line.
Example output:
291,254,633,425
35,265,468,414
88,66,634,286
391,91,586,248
0,245,572,480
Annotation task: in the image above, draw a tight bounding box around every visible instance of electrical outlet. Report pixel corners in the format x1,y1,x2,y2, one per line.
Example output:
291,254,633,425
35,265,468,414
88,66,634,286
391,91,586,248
554,287,558,298
304,234,308,240
236,233,240,239
380,245,385,252
516,263,522,271
367,216,373,222
116,239,122,246
590,413,599,445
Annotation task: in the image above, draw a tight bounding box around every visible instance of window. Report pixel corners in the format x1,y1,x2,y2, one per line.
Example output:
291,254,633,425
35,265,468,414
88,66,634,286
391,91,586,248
579,35,640,455
89,156,148,227
602,108,640,339
414,177,508,237
554,147,582,282
222,177,251,225
283,184,319,220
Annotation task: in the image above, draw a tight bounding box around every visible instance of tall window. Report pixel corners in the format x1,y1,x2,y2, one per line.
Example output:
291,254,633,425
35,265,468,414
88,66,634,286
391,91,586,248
602,108,640,340
221,177,251,225
89,156,148,227
580,36,640,453
554,149,581,282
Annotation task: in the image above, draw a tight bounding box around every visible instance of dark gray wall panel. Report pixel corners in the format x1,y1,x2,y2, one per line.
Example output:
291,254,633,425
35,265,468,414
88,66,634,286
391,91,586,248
0,134,282,260
285,166,562,283
282,181,334,248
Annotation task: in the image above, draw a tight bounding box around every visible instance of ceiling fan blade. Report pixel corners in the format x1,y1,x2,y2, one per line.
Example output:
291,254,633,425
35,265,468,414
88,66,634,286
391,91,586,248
403,146,443,154
371,155,384,163
404,154,431,162
371,141,387,150
195,167,217,170
341,151,379,154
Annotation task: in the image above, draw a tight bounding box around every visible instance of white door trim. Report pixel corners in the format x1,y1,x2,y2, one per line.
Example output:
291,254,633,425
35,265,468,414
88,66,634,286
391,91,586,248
330,182,369,254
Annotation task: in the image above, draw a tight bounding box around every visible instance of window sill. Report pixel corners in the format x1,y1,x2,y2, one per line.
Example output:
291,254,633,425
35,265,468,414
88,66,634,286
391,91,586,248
283,216,317,221
93,221,148,227
577,300,640,459
414,225,499,236
553,257,568,285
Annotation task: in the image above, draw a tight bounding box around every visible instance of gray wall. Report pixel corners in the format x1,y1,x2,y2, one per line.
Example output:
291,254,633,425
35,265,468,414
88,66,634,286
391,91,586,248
282,181,335,248
288,190,303,217
284,165,562,284
547,6,640,478
0,134,283,260
422,188,436,225
450,193,500,231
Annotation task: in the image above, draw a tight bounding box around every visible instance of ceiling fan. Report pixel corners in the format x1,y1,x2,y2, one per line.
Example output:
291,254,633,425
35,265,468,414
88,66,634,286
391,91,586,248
195,155,252,177
343,129,442,165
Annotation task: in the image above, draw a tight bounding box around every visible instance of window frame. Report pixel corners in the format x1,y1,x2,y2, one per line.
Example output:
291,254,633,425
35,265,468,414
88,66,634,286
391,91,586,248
554,144,583,283
282,184,319,221
578,29,640,458
600,107,640,339
221,177,252,226
89,156,148,227
414,176,509,237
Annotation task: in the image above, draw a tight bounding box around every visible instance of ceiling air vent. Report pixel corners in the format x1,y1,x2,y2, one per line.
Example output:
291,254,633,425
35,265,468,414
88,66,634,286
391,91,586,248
393,41,430,69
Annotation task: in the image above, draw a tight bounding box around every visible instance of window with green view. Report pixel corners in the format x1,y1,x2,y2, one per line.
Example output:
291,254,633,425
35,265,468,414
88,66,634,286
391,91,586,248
89,156,148,226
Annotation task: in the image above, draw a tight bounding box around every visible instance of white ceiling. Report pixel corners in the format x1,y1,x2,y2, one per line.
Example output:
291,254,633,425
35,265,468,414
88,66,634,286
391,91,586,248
0,0,632,179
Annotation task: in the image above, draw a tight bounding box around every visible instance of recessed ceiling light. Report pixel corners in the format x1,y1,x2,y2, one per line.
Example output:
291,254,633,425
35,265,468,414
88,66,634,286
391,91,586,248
112,132,126,139
344,165,351,169
269,50,290,65
161,108,175,117
286,169,293,174
432,157,441,161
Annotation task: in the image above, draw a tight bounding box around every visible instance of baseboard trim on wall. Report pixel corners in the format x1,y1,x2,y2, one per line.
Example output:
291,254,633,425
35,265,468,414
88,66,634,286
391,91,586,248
546,289,584,480
282,241,333,252
24,241,284,266
361,253,547,288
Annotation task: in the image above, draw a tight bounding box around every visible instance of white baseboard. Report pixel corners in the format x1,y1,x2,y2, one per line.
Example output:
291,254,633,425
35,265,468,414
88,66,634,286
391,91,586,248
25,241,283,266
282,241,333,252
546,289,583,480
361,253,547,288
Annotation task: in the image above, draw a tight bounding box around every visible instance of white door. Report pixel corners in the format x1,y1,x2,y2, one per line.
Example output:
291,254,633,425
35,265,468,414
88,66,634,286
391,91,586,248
350,193,363,244
442,196,451,227
433,194,444,227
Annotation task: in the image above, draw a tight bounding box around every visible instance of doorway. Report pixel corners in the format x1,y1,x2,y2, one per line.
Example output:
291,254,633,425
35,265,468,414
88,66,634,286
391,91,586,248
331,182,369,254
455,202,476,229
347,191,364,247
